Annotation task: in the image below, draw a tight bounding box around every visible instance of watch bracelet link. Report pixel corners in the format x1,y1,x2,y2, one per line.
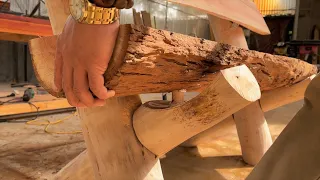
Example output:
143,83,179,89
85,5,120,24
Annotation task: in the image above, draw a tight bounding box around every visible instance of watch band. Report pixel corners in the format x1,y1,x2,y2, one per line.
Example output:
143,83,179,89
84,5,120,24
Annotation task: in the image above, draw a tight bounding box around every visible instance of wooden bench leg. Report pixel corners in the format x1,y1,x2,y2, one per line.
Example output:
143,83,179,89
207,15,272,165
234,101,273,165
78,96,164,180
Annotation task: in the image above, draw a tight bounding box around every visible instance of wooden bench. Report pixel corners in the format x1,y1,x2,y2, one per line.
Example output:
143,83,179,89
29,0,317,179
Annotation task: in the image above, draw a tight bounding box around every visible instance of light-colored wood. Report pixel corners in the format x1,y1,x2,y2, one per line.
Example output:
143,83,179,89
181,116,235,147
168,0,270,35
183,75,315,147
261,75,316,112
53,151,94,180
208,15,248,49
247,74,320,180
133,65,261,156
234,102,272,165
209,15,272,165
45,0,69,35
141,11,152,27
78,96,164,180
29,25,317,98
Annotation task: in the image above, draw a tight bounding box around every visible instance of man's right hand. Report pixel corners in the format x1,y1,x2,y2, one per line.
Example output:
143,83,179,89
54,16,119,107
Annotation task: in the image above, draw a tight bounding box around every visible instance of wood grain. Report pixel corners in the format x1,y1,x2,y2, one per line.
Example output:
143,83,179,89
247,74,320,180
78,96,164,179
0,13,52,37
133,65,261,156
29,24,317,98
168,0,270,35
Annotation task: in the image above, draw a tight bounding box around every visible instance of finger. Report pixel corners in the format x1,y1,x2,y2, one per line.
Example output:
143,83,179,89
126,0,134,9
101,0,115,7
63,66,85,107
88,72,115,100
73,68,95,107
54,44,63,91
114,0,127,9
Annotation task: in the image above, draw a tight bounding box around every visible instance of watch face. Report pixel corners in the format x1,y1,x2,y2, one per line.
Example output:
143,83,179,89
70,0,85,20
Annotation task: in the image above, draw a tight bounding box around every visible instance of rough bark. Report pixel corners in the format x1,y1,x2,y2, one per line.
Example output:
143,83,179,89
29,24,317,98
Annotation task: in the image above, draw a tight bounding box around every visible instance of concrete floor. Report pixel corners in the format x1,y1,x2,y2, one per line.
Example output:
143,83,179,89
0,92,303,180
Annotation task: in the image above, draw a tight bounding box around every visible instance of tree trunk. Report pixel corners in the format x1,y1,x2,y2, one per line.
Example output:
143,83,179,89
29,25,317,98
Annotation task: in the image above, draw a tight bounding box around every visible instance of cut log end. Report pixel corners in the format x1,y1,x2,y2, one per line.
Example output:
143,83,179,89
133,65,260,156
221,65,261,102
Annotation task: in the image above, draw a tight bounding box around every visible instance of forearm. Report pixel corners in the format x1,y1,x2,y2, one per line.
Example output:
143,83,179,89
91,0,134,9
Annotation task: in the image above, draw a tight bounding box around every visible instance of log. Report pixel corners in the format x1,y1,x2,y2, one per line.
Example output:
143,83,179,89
260,75,316,112
141,11,152,27
183,75,316,147
133,65,261,156
181,116,235,147
78,96,163,179
172,90,185,103
209,15,272,166
29,24,317,98
234,102,272,165
53,151,93,180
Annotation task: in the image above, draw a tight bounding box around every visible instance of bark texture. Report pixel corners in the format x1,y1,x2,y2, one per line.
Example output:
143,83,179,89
29,24,317,98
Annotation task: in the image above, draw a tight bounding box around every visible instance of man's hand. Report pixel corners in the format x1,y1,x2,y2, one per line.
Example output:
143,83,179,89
54,16,118,107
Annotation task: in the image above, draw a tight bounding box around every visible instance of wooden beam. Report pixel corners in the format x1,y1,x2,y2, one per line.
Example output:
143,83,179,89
168,0,270,35
183,74,316,148
0,32,37,42
29,24,317,98
261,75,316,112
141,11,152,27
78,96,164,179
133,65,261,156
133,9,143,26
0,13,52,36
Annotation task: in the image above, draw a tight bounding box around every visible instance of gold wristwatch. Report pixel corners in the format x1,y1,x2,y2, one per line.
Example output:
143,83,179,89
69,0,119,24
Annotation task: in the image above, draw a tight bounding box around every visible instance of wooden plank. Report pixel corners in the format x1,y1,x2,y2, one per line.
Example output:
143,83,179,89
132,9,143,25
0,99,72,116
168,0,270,35
29,24,317,98
141,11,152,27
0,13,53,37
